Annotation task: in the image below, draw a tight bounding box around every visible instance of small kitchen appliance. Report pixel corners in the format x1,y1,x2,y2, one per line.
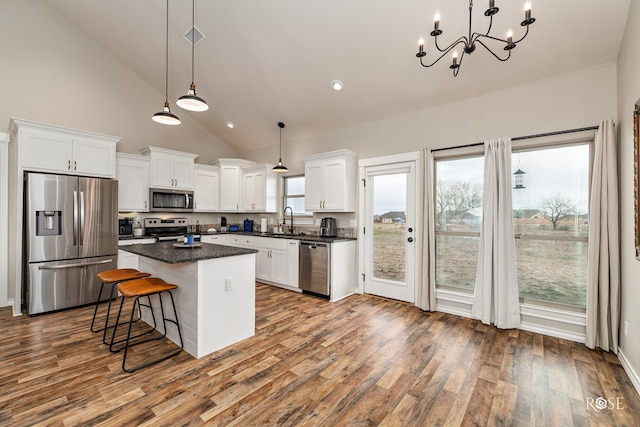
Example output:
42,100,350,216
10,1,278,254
320,217,337,237
243,218,254,232
119,218,133,237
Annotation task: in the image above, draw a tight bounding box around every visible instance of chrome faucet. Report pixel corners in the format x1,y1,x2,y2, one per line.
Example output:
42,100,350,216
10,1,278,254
283,206,294,234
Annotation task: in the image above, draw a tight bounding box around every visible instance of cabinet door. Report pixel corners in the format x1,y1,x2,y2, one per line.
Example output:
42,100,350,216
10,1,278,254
242,173,257,211
194,170,219,212
149,152,175,188
252,172,267,211
117,249,139,269
173,156,194,189
305,163,323,211
270,249,288,285
255,248,271,281
73,137,116,178
287,240,299,288
219,165,241,211
116,156,150,212
20,130,73,173
322,160,346,210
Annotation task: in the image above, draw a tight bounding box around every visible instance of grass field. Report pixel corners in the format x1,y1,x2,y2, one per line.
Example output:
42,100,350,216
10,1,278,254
373,222,588,307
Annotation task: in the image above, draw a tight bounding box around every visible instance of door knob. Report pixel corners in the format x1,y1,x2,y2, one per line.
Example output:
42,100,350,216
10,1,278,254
408,227,413,232
407,237,414,242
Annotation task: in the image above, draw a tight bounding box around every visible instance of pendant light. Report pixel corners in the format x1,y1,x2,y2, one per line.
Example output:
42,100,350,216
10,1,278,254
177,0,208,112
273,122,288,173
153,0,181,125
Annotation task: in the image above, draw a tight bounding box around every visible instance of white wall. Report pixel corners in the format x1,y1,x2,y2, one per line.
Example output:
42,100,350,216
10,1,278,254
241,64,617,169
616,0,640,391
0,0,237,164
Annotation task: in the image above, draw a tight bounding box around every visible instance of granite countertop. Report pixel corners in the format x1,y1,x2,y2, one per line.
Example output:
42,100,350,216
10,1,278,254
200,231,356,243
119,241,257,264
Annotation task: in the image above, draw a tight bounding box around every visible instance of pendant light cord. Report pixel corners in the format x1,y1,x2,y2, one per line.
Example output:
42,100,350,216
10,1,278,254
191,0,195,84
164,0,170,103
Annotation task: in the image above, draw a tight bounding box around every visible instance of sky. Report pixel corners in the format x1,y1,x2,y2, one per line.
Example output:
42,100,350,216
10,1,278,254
369,143,591,216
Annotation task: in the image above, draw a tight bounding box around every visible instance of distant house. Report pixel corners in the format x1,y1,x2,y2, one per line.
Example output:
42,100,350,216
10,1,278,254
379,211,406,224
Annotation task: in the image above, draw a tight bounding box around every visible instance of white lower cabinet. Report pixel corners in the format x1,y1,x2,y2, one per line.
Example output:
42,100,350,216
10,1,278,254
117,239,156,269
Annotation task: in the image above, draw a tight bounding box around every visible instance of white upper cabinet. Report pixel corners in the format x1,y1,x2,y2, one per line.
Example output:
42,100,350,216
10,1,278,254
116,153,150,212
141,146,197,190
302,149,358,212
216,159,256,212
193,164,219,212
11,118,119,178
242,164,277,212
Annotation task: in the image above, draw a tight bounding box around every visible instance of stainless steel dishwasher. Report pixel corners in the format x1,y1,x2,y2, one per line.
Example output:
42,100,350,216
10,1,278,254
299,241,330,297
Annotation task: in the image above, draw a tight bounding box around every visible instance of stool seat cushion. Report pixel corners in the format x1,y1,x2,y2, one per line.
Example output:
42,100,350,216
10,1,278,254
97,268,150,284
118,277,179,298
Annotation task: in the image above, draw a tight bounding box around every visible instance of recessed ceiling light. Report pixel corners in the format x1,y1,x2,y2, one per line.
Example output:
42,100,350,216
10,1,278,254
226,122,234,129
331,79,344,91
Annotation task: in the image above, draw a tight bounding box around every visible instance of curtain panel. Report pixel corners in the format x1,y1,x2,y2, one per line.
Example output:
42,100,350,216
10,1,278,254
416,148,436,311
471,138,521,329
586,119,620,352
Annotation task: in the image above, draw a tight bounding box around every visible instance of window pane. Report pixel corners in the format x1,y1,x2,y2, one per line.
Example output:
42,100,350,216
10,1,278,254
285,176,305,195
436,234,479,290
372,173,407,282
512,144,589,307
435,157,484,232
516,239,588,307
285,197,308,215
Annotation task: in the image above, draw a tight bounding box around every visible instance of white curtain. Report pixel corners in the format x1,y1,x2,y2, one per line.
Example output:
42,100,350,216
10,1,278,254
416,148,436,311
471,139,520,329
586,119,619,352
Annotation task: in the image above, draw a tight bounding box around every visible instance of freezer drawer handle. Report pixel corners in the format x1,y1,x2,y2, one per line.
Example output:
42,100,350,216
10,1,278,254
39,259,114,270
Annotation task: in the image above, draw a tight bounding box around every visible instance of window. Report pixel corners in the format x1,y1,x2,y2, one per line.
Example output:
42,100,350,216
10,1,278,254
283,175,310,216
435,155,484,291
512,144,590,308
434,141,591,309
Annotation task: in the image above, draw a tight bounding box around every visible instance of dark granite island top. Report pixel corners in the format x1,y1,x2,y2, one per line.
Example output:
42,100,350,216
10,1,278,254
119,241,257,264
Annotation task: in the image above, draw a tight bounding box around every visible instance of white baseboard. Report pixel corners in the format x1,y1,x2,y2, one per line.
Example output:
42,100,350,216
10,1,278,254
519,320,585,343
618,349,640,397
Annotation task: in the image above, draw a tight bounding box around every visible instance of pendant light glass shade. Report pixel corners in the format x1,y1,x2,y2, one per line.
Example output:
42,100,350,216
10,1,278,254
273,122,288,173
153,0,181,125
177,0,208,112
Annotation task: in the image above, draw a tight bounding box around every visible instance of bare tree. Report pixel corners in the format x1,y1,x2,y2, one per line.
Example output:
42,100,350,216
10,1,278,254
537,194,576,229
436,180,482,229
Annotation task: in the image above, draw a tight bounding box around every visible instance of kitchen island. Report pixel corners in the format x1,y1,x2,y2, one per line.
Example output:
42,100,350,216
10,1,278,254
119,241,257,358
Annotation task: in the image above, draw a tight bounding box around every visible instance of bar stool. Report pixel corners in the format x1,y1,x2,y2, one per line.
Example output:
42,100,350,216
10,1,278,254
110,277,184,373
91,268,151,345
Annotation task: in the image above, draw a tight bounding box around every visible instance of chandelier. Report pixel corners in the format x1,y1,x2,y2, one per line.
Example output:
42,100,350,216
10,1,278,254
415,0,535,77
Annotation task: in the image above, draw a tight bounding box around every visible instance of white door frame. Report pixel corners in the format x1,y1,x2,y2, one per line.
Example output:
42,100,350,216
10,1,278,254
358,151,421,302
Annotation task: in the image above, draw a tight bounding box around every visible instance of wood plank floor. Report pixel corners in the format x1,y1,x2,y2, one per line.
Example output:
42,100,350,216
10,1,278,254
1,284,639,426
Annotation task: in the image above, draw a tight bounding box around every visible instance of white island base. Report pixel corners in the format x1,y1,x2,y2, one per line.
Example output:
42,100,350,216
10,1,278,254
136,253,256,359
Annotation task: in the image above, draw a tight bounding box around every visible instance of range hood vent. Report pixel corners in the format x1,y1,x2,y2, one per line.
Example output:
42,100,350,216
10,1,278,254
183,25,205,47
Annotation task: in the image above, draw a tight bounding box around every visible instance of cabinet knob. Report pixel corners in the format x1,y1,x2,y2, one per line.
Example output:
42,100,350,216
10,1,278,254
407,237,414,243
74,160,77,171
68,160,71,170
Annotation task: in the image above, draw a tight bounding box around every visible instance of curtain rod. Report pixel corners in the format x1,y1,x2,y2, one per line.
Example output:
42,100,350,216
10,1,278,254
430,125,599,153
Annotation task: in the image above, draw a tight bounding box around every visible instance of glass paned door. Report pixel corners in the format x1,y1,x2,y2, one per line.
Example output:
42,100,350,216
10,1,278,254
363,162,416,303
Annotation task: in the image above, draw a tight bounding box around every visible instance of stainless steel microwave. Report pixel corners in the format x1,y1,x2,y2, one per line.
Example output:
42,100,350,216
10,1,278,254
149,188,194,212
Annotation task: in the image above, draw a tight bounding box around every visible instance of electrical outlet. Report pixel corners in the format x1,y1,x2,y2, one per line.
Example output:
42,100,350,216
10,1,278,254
225,277,234,291
624,321,629,337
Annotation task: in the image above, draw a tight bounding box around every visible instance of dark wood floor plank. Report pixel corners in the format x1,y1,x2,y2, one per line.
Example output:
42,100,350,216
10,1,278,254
0,284,638,426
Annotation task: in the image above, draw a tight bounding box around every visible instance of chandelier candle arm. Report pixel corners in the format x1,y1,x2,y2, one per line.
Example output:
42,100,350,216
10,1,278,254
415,0,535,76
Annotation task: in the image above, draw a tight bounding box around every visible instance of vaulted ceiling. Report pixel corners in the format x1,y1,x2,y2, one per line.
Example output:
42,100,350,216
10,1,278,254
45,0,630,154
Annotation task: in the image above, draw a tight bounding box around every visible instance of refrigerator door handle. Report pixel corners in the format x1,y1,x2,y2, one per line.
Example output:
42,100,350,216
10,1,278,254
38,259,114,270
80,191,85,244
73,190,78,246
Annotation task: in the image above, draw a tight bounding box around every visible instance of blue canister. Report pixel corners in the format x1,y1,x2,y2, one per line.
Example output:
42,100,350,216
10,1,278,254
184,234,194,245
243,218,254,232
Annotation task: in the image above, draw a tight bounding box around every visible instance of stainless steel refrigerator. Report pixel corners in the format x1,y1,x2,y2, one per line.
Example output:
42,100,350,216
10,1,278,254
24,172,118,315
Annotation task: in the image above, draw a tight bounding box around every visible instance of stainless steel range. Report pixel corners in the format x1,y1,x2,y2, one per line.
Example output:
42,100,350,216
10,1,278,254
144,217,188,241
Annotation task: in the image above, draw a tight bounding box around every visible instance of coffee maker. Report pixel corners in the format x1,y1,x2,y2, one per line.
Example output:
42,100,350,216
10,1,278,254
320,217,337,237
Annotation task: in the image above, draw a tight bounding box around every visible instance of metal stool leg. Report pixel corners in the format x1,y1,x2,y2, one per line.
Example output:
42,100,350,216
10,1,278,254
121,290,183,373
